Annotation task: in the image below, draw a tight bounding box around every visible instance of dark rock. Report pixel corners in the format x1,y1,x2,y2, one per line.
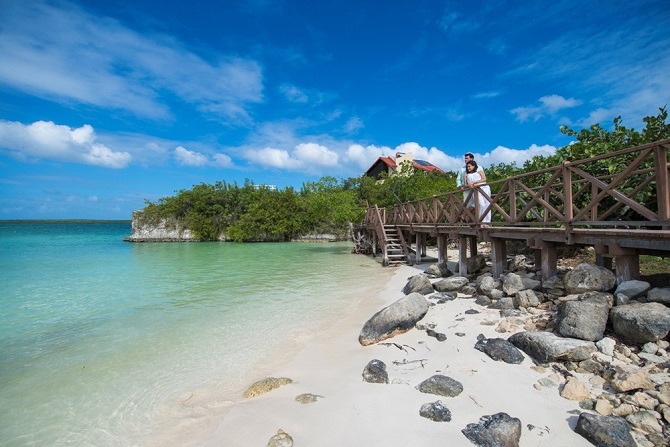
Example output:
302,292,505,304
556,298,610,341
574,412,636,447
433,291,457,302
424,262,452,278
402,274,434,295
513,289,541,308
419,400,452,422
648,287,670,304
502,273,526,295
461,285,477,296
508,331,596,363
416,374,463,397
465,309,480,315
609,302,670,343
576,359,605,375
456,332,466,337
362,359,389,384
435,333,447,342
489,297,514,310
462,412,522,447
579,291,615,308
477,276,499,297
359,293,429,345
474,338,525,364
433,276,469,292
565,263,616,294
476,295,493,306
614,280,651,301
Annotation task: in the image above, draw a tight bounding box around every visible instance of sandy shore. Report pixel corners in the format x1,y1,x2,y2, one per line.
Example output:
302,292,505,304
189,255,594,446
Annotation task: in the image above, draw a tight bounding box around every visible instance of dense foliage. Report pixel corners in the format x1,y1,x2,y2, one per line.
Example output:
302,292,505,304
136,107,669,241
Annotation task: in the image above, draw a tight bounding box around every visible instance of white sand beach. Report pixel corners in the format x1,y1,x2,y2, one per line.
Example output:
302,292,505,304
166,253,596,447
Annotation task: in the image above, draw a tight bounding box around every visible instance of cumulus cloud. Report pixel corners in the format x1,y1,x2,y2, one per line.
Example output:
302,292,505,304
0,1,263,122
344,140,557,174
173,146,235,168
511,94,581,122
0,120,131,168
243,142,339,171
245,147,299,169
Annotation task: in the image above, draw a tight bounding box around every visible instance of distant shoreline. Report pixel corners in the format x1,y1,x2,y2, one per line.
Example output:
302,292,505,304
0,219,132,223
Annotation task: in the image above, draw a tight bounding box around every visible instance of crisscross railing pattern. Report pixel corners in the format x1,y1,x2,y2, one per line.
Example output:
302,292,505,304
364,139,670,229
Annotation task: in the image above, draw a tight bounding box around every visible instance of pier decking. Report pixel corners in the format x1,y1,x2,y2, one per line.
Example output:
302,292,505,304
359,139,670,283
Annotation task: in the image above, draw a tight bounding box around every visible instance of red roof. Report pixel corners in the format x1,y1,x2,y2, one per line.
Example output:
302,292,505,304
364,156,443,177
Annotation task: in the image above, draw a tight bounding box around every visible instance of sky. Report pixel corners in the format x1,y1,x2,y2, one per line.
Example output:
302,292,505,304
1,0,669,219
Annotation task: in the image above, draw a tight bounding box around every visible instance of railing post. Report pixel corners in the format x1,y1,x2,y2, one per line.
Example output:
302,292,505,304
562,161,573,224
654,144,670,227
509,181,517,223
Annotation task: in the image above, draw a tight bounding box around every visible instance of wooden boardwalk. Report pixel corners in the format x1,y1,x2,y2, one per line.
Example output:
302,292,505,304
359,139,670,283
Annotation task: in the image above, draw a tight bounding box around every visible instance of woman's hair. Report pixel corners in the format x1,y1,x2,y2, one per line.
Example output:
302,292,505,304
466,160,478,170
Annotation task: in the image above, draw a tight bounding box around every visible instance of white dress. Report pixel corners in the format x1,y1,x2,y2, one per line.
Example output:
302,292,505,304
466,170,492,223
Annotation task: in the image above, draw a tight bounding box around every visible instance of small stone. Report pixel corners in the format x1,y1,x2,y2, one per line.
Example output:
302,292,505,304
538,378,557,387
596,337,616,356
626,410,663,434
295,393,322,404
611,368,654,392
642,342,659,354
560,377,591,401
624,392,659,410
612,403,637,417
419,400,452,422
267,429,293,447
416,375,464,397
244,377,293,398
362,359,389,384
595,399,613,415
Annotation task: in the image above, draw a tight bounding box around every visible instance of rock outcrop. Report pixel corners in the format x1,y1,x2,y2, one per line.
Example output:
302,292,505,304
359,293,429,345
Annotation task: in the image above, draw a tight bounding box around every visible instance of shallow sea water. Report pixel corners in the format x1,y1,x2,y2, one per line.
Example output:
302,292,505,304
0,221,383,446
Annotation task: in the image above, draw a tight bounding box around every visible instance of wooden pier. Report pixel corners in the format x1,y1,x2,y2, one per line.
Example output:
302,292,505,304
359,139,670,283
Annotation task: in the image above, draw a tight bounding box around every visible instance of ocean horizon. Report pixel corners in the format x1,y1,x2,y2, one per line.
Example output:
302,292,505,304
0,220,385,446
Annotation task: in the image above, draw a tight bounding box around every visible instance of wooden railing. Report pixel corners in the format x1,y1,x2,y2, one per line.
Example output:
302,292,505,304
365,139,670,230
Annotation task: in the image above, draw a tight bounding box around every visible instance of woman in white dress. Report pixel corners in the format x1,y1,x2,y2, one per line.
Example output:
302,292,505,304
464,160,491,224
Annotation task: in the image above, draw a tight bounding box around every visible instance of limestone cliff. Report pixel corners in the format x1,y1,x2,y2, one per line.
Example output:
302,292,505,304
123,213,197,242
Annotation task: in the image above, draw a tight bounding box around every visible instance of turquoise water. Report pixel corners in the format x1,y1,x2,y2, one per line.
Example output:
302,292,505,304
0,221,383,446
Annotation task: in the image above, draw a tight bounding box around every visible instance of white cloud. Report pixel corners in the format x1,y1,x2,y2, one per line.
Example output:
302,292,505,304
174,146,209,166
511,94,581,122
539,95,581,113
243,142,338,170
293,143,338,167
280,84,309,103
174,146,236,168
212,153,234,168
344,116,364,133
0,120,131,168
245,147,298,169
0,1,263,122
344,140,557,174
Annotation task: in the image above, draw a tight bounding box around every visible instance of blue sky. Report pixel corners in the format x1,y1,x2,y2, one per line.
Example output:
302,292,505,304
1,0,669,219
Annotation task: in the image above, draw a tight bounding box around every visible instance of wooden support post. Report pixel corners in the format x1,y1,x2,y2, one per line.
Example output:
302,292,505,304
437,235,446,263
539,241,557,280
421,233,427,257
491,238,506,279
372,232,377,256
415,233,422,265
615,255,640,284
469,236,477,257
458,235,468,276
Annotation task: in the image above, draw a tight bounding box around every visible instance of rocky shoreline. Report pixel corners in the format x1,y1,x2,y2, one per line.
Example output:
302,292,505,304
242,249,669,447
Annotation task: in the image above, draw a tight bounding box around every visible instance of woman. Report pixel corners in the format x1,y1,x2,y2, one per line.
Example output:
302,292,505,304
464,160,492,224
